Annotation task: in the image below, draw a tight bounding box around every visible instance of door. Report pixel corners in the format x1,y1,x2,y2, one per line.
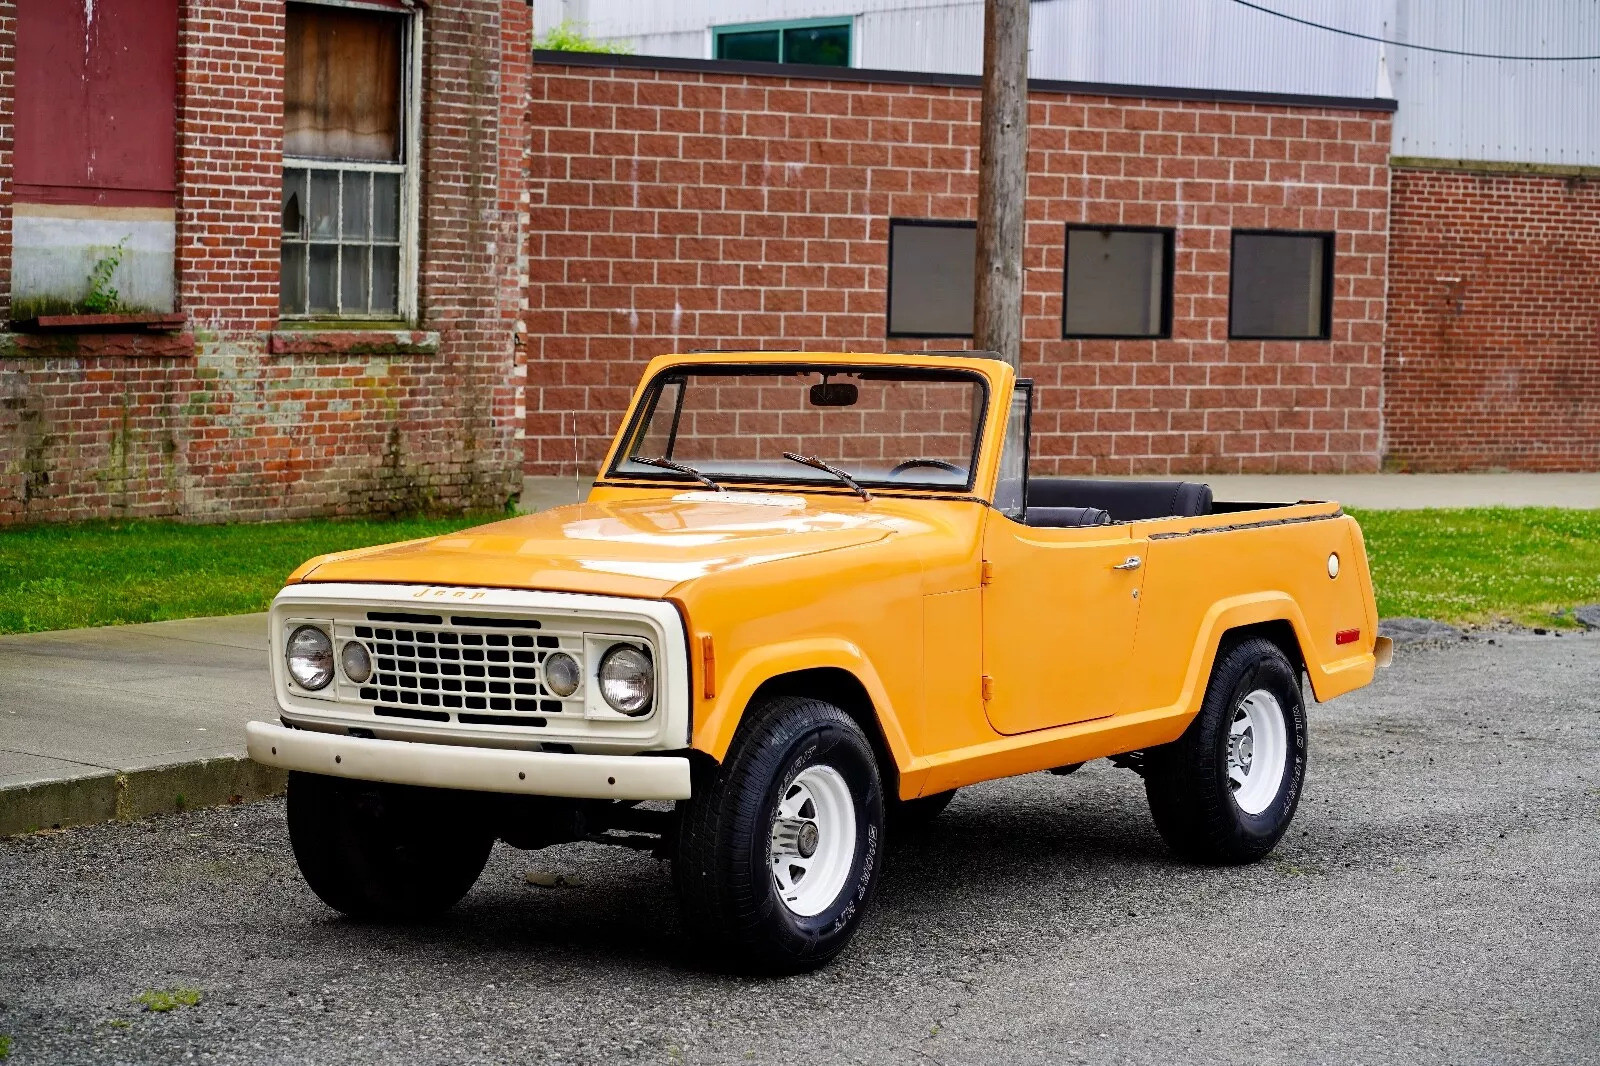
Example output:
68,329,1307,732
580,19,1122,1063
980,515,1148,734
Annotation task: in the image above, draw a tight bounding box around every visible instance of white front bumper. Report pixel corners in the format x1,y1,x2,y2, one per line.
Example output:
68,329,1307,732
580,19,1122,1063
247,721,692,801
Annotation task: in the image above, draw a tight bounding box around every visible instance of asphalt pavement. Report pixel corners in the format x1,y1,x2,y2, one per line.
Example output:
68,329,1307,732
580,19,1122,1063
1,633,1596,1065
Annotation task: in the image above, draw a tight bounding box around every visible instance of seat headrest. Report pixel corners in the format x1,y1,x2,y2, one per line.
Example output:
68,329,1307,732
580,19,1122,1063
1023,506,1113,528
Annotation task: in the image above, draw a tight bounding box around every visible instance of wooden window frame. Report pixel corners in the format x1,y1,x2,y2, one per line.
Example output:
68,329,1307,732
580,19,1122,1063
280,0,422,324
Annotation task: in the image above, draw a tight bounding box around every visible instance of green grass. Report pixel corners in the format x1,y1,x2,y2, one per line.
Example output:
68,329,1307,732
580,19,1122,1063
1350,508,1600,628
134,988,202,1013
2,508,1597,636
0,516,495,635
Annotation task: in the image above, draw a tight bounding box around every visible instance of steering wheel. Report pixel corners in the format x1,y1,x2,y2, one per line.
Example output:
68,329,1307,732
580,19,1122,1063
887,458,964,480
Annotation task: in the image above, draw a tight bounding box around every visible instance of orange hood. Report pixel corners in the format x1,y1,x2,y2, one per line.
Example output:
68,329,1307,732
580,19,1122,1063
297,492,894,599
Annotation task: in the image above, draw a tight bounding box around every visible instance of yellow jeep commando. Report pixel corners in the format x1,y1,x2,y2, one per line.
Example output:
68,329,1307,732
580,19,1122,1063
248,352,1390,972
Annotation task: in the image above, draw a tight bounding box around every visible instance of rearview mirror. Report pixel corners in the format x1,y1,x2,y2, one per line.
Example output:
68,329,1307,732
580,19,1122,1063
808,382,858,407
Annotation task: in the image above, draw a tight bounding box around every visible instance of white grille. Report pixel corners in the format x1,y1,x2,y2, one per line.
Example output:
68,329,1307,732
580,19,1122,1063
342,612,585,726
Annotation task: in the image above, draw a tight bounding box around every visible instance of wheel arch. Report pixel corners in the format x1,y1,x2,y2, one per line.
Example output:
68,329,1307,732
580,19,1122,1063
693,640,915,795
746,668,901,801
1218,619,1307,682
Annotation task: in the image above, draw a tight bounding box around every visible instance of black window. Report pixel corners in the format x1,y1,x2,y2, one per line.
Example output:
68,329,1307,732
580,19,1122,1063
886,218,975,339
1063,225,1173,339
714,21,850,67
1229,231,1334,340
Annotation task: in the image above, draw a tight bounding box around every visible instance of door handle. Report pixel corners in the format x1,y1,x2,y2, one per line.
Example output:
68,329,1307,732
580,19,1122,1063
1112,555,1142,571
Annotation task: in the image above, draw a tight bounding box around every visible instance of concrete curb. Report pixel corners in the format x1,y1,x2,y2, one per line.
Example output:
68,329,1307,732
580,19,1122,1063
0,756,285,838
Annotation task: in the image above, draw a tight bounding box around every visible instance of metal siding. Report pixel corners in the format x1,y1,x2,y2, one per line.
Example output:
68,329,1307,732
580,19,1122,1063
534,0,1600,166
1390,0,1600,165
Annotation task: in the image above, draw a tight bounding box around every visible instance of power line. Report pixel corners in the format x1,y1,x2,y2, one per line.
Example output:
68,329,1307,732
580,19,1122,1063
1228,0,1600,61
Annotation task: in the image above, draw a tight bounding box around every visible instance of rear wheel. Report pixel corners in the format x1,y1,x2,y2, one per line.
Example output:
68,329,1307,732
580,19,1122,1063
1143,638,1307,864
286,771,493,921
673,696,886,973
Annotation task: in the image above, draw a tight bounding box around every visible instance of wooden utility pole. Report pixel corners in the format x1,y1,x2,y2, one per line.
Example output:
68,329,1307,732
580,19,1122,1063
973,0,1029,369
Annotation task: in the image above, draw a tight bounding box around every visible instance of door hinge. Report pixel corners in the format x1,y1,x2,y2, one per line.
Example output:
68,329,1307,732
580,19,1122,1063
981,560,994,586
981,675,993,701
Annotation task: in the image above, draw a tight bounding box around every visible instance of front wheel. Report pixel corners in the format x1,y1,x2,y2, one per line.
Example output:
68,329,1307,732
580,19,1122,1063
673,696,886,973
1142,637,1307,864
286,771,494,921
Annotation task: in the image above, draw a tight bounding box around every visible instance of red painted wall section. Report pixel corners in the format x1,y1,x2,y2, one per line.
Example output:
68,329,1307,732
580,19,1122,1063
13,0,177,207
1384,166,1600,472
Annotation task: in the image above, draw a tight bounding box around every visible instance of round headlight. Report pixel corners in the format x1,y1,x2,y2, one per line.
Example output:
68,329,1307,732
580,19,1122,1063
598,645,654,716
286,625,333,691
340,640,372,684
543,651,581,698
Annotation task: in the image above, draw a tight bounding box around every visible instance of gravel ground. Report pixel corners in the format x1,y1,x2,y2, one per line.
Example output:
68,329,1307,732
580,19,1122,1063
2,634,1597,1065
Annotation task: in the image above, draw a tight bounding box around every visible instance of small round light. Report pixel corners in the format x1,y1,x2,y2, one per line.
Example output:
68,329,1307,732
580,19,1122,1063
1327,552,1341,579
340,641,372,684
286,625,333,691
544,651,581,697
598,645,654,716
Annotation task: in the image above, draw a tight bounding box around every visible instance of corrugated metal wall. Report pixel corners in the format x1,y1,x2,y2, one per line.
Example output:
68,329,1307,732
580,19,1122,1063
537,0,1600,166
1389,0,1600,165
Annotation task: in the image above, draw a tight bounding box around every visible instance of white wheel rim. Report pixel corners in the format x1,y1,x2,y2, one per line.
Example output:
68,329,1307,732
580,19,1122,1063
1228,689,1289,816
769,764,857,917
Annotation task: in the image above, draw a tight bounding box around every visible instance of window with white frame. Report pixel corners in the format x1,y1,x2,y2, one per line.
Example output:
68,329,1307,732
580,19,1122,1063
281,1,418,320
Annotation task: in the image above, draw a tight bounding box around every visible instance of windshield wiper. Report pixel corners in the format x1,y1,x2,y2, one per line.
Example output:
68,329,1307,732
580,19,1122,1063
782,452,872,502
630,455,723,491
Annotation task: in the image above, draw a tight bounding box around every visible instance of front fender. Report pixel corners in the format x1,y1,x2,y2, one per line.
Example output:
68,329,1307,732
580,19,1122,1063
692,638,914,774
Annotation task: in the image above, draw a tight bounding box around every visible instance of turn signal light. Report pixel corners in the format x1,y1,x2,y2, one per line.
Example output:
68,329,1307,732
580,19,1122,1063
1335,628,1361,645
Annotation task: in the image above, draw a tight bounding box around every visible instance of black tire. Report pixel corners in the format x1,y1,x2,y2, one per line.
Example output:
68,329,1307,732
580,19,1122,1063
887,788,955,831
673,696,886,974
286,771,494,921
1143,637,1308,864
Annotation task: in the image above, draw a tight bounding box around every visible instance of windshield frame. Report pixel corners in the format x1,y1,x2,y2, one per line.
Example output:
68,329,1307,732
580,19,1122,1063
602,361,993,496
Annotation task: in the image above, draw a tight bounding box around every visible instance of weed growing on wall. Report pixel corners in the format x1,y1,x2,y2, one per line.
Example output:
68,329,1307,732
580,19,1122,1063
83,237,130,314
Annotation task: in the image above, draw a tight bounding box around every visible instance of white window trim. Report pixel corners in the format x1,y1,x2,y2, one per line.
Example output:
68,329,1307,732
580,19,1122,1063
281,2,423,324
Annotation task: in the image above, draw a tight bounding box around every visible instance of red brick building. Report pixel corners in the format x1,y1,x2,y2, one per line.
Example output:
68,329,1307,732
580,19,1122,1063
1,29,1595,527
0,0,529,525
524,54,1394,485
1385,162,1600,471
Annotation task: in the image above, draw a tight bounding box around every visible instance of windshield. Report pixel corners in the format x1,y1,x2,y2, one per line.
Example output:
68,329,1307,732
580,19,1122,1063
610,365,988,491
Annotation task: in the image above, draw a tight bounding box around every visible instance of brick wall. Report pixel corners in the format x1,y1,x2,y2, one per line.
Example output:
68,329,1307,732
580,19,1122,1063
1385,165,1600,472
0,0,525,525
525,61,1393,479
0,1,12,325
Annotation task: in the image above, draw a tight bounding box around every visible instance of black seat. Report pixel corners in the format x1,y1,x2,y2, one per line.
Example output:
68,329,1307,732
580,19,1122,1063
1023,505,1112,528
1026,478,1213,522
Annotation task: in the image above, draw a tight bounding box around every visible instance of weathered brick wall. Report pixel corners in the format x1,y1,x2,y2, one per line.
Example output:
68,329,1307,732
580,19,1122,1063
526,61,1392,478
0,0,525,525
0,0,13,325
1385,165,1600,472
